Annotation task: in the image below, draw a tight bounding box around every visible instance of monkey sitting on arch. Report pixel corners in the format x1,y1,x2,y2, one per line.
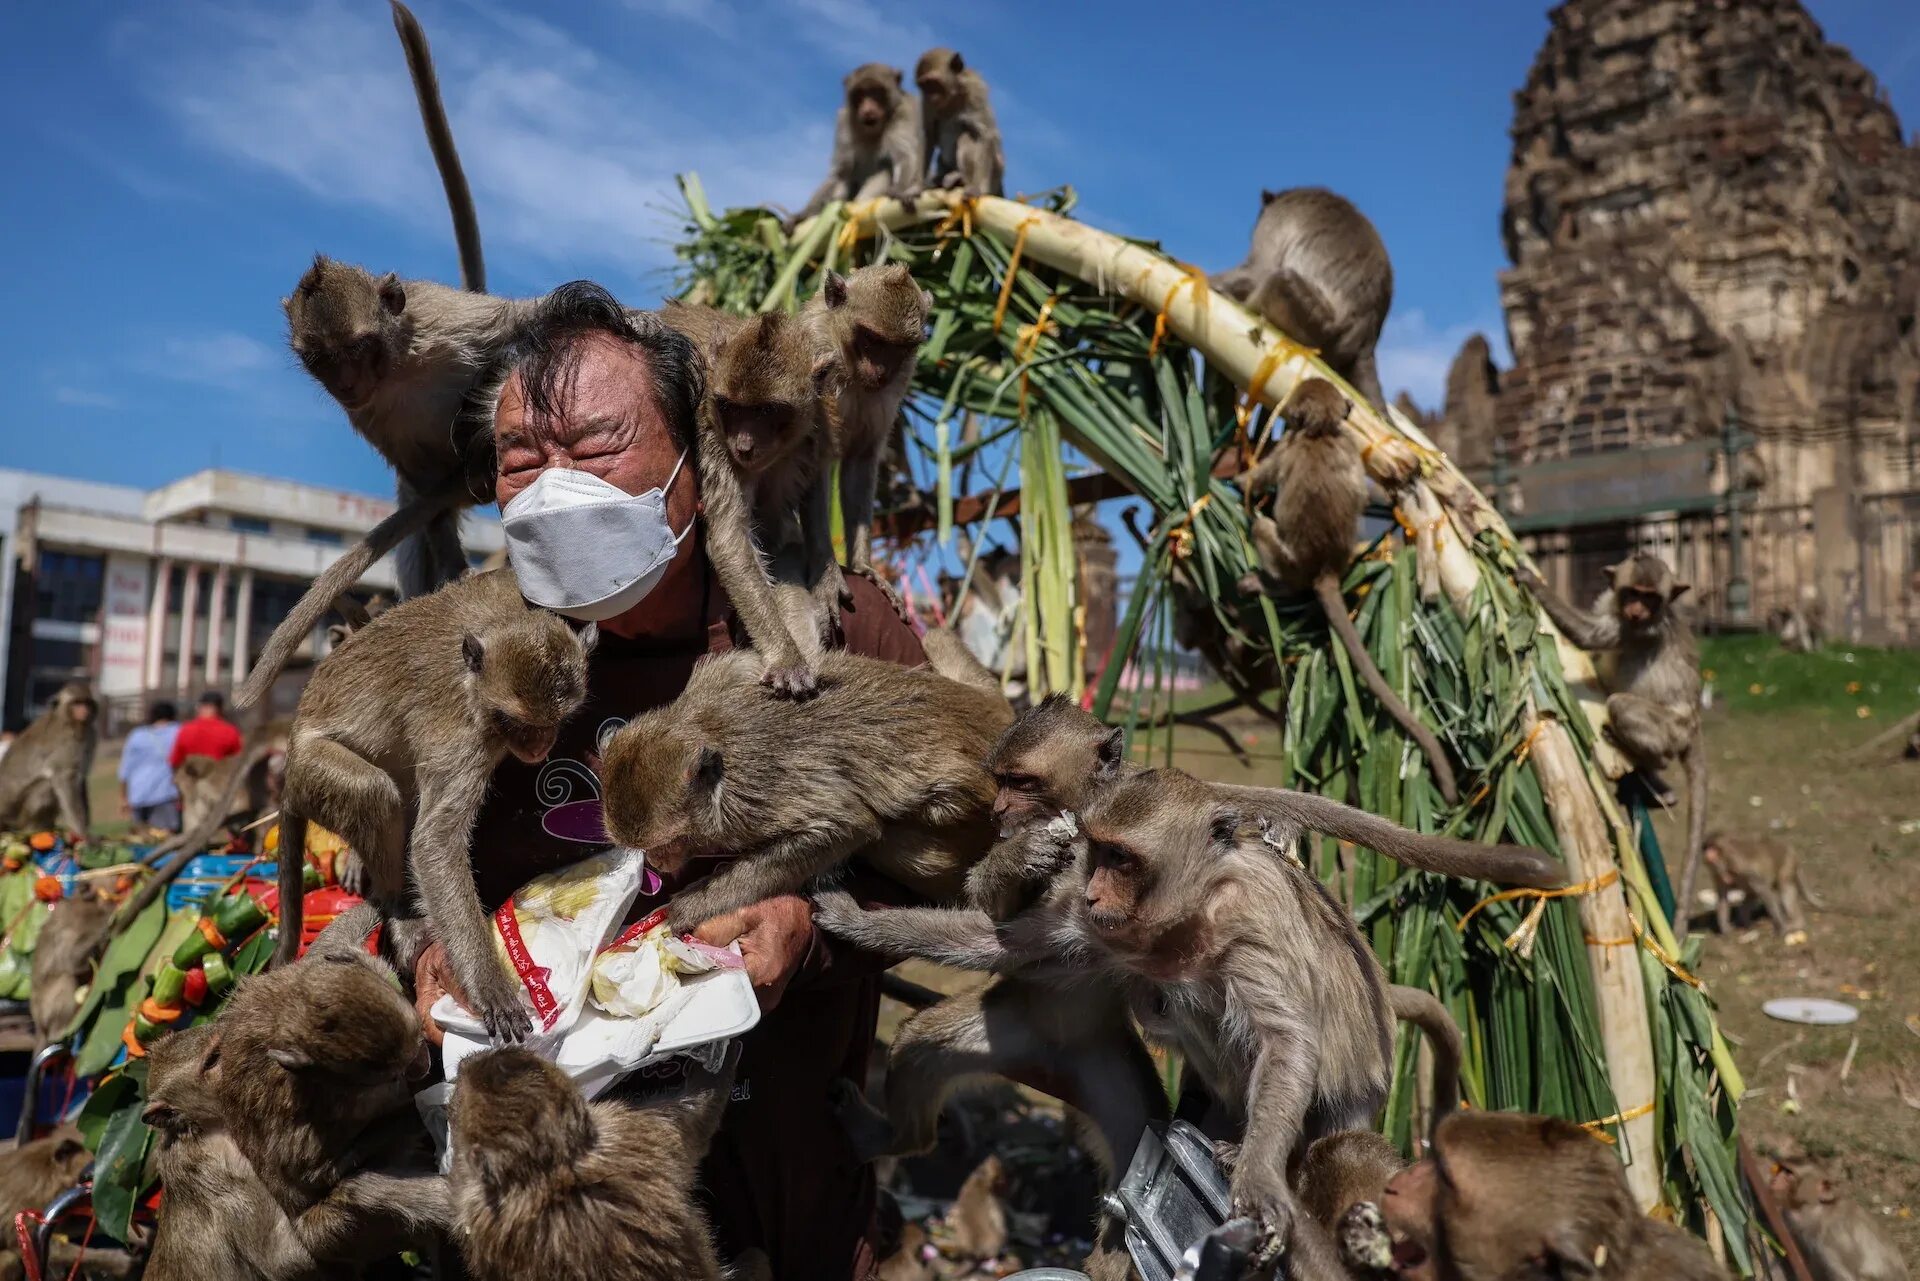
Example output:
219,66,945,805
914,48,1004,197
795,63,923,224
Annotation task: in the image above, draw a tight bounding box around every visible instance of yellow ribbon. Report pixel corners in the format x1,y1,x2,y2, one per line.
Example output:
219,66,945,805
1580,1100,1656,1145
834,198,883,254
1012,293,1060,417
1147,262,1210,358
932,194,978,250
1236,349,1290,465
991,215,1041,335
1164,493,1214,560
1456,868,1619,936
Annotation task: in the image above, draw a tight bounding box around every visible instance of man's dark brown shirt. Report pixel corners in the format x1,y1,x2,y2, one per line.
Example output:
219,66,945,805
468,572,925,1281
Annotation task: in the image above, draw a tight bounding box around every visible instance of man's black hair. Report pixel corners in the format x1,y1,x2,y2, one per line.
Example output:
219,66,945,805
198,691,225,713
481,281,702,454
147,701,177,725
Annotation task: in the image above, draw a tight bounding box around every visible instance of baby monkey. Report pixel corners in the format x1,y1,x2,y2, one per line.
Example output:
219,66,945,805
802,265,934,581
600,642,1011,934
662,302,838,685
1378,1111,1725,1280
450,1045,736,1281
1238,379,1459,804
1702,832,1818,942
276,569,593,1042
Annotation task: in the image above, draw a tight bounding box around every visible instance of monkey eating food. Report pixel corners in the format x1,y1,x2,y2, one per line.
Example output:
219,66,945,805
914,48,1005,196
274,569,594,1042
801,265,934,584
1237,378,1460,803
599,641,1011,936
450,1045,735,1281
1769,1146,1910,1281
1518,554,1710,935
660,302,837,691
1378,1110,1726,1280
1701,831,1819,941
796,63,924,222
0,682,98,838
1210,187,1393,408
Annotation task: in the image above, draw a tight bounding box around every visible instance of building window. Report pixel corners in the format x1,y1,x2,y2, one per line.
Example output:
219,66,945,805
306,527,344,547
230,515,271,535
34,551,106,625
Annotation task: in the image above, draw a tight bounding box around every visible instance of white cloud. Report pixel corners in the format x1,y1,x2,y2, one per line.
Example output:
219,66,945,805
123,0,833,279
784,0,934,65
52,386,121,410
136,333,281,391
1376,309,1509,411
621,0,734,35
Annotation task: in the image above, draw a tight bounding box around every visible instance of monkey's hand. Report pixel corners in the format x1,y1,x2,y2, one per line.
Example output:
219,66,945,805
809,888,867,939
813,562,848,642
1232,1178,1298,1269
1335,1202,1394,1277
760,655,821,700
454,953,534,1044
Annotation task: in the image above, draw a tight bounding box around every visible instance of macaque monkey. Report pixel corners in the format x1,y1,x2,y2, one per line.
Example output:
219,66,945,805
914,48,1005,196
1069,767,1416,1250
449,1045,734,1281
28,890,116,1046
945,1154,1011,1262
1210,187,1392,408
599,642,1010,934
802,265,934,577
0,1126,94,1281
1237,379,1460,804
1379,1111,1726,1280
1769,1148,1910,1281
875,1224,934,1281
0,682,97,837
274,569,594,1042
142,1015,449,1281
1517,554,1710,935
661,302,837,688
796,63,924,222
1295,1130,1406,1236
176,718,291,837
1702,832,1819,941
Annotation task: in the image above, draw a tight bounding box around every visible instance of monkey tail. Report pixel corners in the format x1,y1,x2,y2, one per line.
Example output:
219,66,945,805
1794,865,1827,911
1313,572,1460,805
920,626,1003,697
390,1,486,292
274,812,311,969
1216,782,1566,889
1673,736,1710,942
1387,985,1462,1133
236,489,458,708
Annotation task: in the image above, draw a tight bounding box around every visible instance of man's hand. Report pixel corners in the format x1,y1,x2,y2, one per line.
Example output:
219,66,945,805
413,941,463,1049
692,895,814,1012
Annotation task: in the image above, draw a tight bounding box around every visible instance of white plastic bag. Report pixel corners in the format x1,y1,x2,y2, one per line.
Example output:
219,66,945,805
431,847,647,1038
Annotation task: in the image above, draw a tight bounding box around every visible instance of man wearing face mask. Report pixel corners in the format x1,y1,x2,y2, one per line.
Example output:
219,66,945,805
412,283,924,1281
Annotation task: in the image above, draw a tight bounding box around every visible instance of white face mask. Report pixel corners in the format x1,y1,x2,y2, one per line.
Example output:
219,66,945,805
500,455,692,621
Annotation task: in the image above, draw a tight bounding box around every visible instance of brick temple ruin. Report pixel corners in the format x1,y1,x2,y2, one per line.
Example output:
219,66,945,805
1413,0,1920,641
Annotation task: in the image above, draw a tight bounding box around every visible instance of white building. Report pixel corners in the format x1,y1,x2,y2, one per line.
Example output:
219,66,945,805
0,467,503,727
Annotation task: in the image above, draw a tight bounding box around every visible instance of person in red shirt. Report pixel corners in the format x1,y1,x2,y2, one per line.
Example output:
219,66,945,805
167,690,244,769
409,284,925,1281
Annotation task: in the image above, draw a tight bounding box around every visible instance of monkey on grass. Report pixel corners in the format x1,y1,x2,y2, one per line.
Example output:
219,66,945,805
1211,187,1393,409
274,568,594,1042
1236,378,1460,804
1517,553,1710,937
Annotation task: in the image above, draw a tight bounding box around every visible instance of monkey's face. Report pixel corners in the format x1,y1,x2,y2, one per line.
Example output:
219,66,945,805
285,259,407,410
465,621,592,764
914,49,965,113
849,325,918,390
849,85,893,133
599,721,718,870
714,399,799,474
1378,1158,1442,1280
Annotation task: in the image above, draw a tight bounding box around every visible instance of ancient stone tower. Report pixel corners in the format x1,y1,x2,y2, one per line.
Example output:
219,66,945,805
1434,0,1920,637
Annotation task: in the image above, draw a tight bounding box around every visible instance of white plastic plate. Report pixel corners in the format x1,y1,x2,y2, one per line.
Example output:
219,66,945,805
1761,997,1859,1026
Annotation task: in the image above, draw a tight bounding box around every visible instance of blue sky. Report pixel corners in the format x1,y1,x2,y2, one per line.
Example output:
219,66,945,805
3,0,1917,507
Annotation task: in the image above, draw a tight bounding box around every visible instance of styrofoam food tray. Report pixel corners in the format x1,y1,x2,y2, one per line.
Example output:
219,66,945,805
437,960,760,1084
